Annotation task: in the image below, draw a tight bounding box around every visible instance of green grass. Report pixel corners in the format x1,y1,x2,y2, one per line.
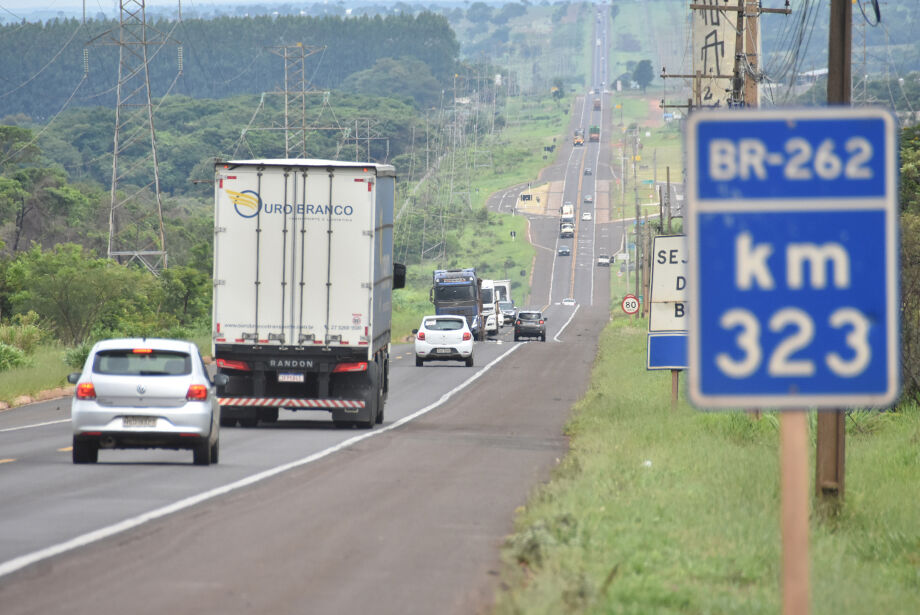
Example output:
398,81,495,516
0,346,73,404
494,319,920,614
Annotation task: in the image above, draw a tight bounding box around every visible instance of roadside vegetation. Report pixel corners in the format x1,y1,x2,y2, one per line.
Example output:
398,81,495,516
495,316,920,614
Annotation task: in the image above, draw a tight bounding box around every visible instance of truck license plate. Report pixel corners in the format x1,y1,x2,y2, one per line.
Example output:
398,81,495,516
278,372,305,383
123,416,156,428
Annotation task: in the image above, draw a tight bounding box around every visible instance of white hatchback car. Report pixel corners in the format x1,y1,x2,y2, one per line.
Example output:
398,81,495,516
414,315,474,367
69,338,226,465
582,211,592,221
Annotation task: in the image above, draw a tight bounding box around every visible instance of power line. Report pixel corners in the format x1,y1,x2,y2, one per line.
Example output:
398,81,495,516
0,21,84,97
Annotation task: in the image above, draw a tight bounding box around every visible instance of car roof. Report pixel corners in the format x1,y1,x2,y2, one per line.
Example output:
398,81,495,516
421,314,466,321
90,338,197,353
518,310,542,315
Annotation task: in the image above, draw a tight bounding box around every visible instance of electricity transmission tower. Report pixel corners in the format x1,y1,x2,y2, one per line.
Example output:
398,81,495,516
341,118,390,162
86,0,180,274
268,43,325,158
235,44,348,160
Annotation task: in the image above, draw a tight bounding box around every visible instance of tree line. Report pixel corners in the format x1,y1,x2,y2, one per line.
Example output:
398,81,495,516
0,12,459,120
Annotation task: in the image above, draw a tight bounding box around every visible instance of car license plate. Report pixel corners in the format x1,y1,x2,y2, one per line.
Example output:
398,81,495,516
278,372,305,383
123,416,156,428
435,348,452,354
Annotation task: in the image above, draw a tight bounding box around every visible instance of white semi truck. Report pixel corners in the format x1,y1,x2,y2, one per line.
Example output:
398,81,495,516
212,159,405,429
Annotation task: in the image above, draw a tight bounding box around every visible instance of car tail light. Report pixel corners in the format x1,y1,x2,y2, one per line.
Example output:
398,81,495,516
76,383,96,400
186,384,208,401
462,332,471,341
333,362,367,373
539,320,545,324
216,358,250,371
515,320,521,325
416,331,425,340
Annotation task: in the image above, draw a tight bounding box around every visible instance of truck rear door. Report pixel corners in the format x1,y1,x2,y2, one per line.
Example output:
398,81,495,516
213,164,375,348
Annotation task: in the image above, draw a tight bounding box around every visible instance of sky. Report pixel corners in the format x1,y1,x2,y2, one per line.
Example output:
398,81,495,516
0,0,316,21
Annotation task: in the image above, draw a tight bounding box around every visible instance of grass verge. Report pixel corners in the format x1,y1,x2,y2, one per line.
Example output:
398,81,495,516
494,317,920,614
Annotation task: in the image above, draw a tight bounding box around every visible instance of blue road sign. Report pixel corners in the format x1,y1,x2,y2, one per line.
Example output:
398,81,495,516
648,333,687,370
687,108,899,409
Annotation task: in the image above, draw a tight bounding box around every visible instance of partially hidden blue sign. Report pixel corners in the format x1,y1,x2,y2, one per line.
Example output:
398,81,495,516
687,108,899,409
648,333,687,370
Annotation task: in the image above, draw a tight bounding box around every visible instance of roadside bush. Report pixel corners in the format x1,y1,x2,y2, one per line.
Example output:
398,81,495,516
900,212,920,400
0,323,43,354
0,342,30,371
63,340,93,370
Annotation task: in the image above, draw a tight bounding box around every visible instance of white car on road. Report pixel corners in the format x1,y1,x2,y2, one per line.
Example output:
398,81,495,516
414,315,474,367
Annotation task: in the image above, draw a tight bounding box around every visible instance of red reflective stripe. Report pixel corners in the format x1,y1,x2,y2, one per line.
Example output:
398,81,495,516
218,398,366,408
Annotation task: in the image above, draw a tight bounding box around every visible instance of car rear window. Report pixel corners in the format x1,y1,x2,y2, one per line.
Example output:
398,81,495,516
93,350,191,376
518,313,541,321
423,319,464,331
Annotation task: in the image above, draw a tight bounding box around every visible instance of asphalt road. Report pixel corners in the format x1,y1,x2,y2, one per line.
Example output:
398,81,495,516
0,16,619,615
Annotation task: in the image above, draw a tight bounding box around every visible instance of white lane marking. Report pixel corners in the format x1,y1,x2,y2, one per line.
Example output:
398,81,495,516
0,343,523,579
589,124,602,307
553,304,579,342
547,145,579,306
0,419,69,433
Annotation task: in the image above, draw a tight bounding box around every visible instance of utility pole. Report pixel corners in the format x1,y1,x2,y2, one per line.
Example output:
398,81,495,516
662,2,789,114
632,128,641,314
816,0,852,512
86,0,180,274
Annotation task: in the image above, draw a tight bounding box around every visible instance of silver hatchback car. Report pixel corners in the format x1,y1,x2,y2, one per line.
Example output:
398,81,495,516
68,338,227,465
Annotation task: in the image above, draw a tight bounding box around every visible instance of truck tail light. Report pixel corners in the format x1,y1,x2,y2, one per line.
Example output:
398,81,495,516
216,358,250,371
76,383,96,400
462,332,471,341
186,384,208,401
333,362,368,373
416,331,425,340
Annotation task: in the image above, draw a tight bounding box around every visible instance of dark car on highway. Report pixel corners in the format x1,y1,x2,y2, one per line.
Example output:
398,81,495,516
558,245,571,256
514,310,546,342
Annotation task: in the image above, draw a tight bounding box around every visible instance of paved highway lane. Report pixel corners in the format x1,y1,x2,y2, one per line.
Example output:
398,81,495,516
0,304,603,615
0,335,542,572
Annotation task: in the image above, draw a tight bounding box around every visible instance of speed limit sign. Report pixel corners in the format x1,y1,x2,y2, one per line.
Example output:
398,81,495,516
621,294,640,315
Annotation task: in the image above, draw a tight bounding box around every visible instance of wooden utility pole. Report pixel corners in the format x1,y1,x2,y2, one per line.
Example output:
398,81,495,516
816,0,852,509
743,1,760,107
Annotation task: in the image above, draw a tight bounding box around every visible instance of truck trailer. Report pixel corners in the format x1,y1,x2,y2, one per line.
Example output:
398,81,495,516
212,159,405,429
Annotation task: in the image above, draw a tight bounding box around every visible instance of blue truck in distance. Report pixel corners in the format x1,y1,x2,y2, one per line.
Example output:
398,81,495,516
430,269,484,340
